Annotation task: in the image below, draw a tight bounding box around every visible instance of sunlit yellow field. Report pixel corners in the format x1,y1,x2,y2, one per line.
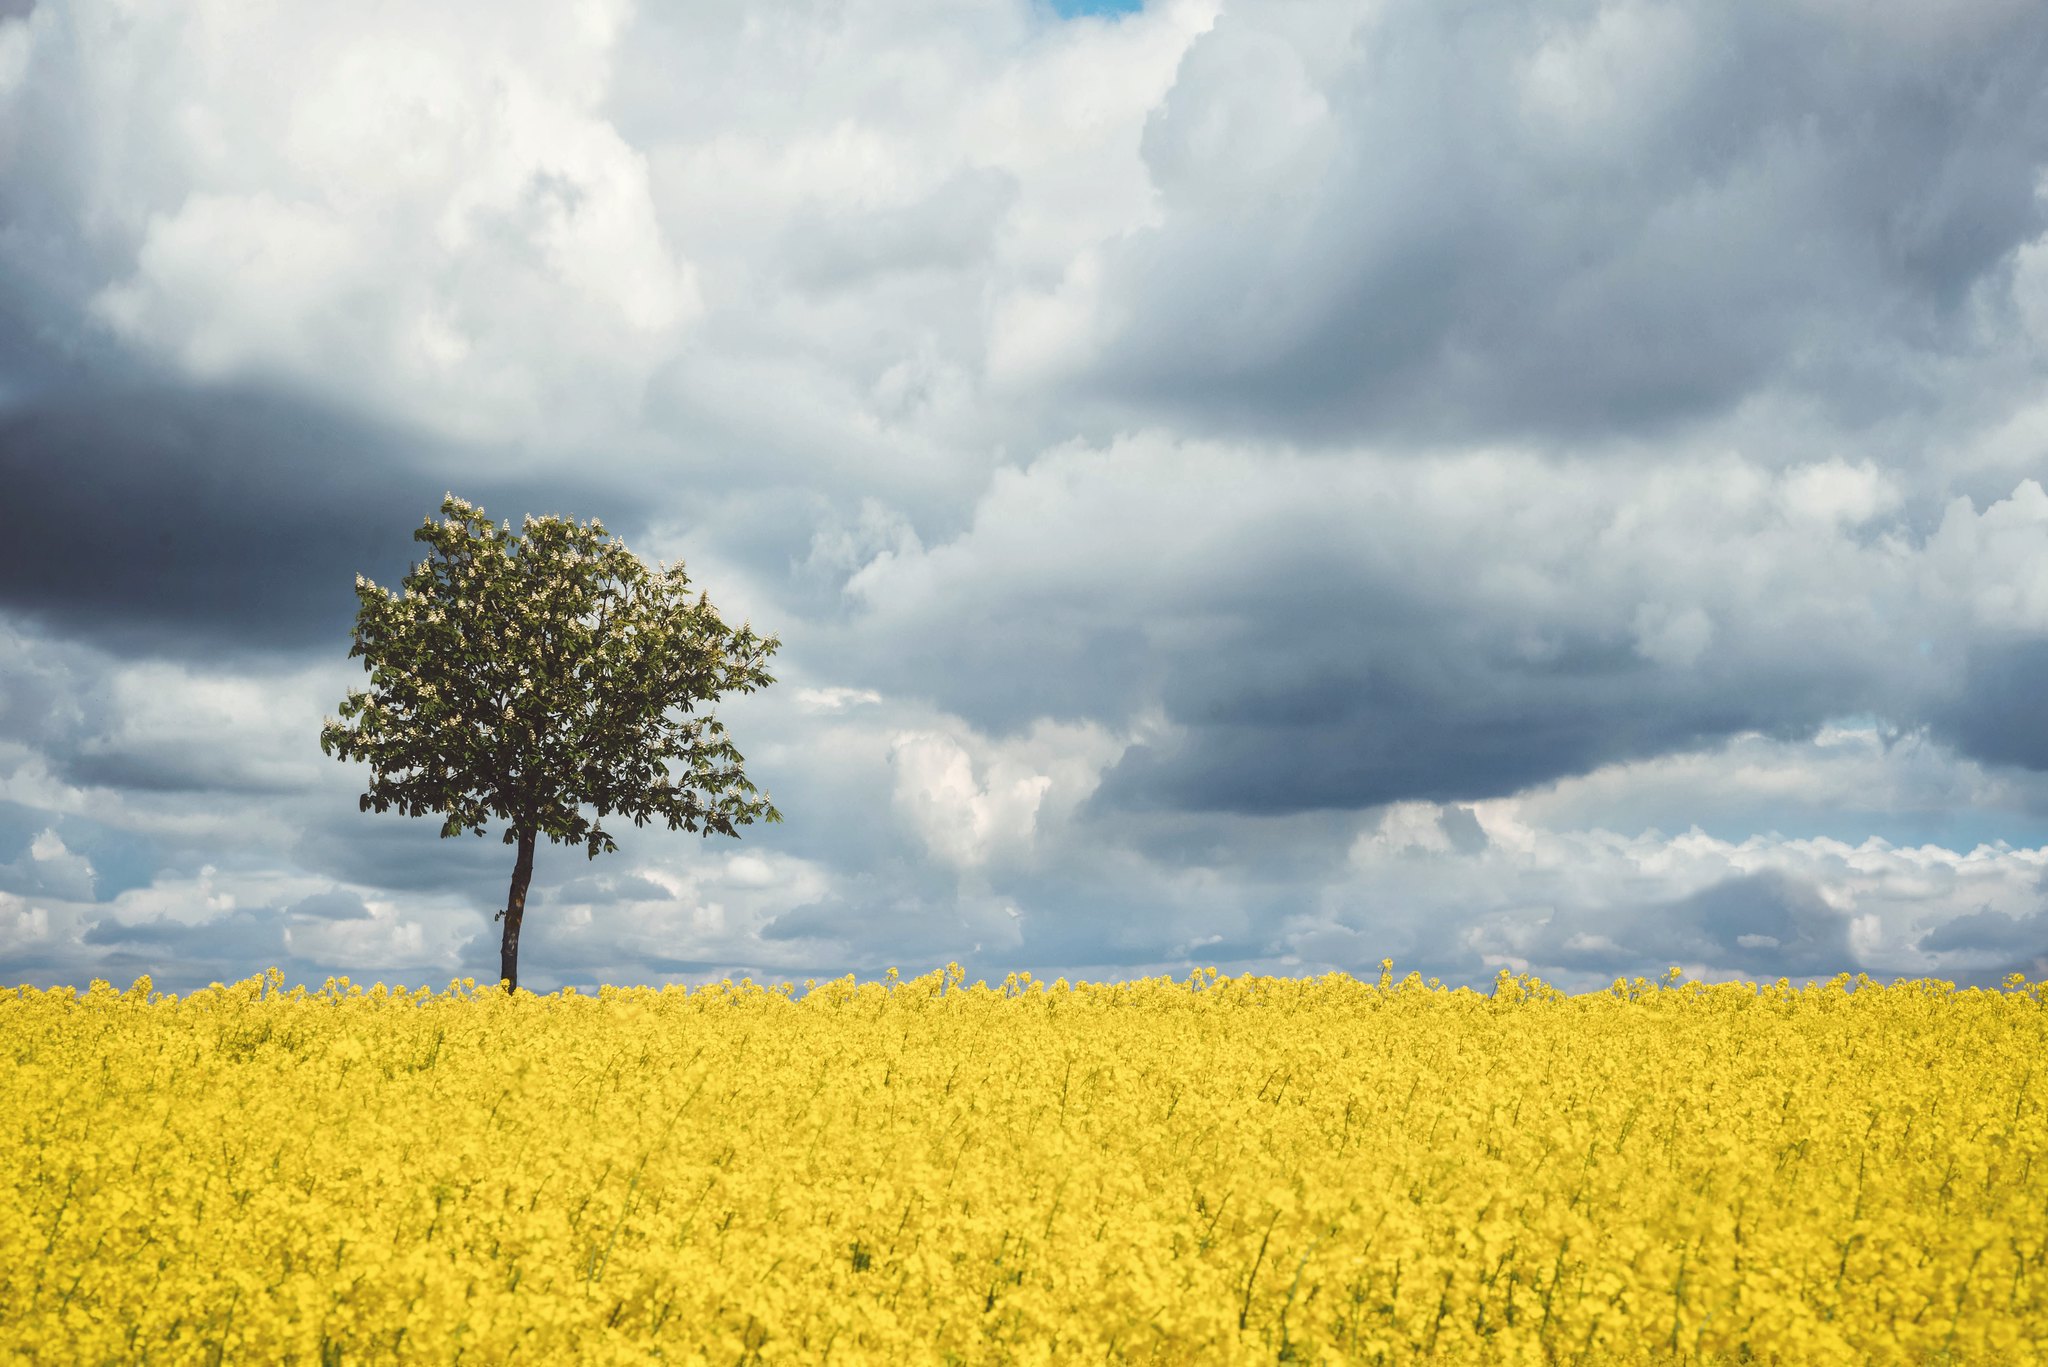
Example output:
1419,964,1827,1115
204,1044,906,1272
4,964,2042,1364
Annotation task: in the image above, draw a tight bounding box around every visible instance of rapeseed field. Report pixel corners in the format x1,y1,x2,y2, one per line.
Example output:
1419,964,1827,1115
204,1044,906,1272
3,963,2042,1364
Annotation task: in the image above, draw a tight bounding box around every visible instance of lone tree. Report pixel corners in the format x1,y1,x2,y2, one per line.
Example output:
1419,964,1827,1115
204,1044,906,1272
320,494,781,993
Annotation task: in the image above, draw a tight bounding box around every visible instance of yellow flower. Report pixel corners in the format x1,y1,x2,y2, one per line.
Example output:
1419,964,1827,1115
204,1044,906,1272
2,967,2041,1361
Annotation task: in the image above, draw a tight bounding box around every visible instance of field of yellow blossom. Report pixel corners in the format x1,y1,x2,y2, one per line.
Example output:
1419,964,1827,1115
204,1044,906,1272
3,963,2043,1364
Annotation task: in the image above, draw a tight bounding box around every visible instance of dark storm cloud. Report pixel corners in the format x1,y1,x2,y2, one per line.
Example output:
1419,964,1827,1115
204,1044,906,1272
1927,637,2048,772
0,1,142,405
59,746,306,798
1095,0,2048,443
0,381,665,664
1073,553,1884,819
1095,609,1854,817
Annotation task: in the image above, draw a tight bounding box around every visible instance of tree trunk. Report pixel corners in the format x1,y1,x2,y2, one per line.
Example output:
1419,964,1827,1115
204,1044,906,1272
500,827,537,993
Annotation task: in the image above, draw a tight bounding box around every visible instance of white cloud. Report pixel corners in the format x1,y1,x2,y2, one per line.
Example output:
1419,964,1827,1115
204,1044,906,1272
1777,457,1903,527
985,247,1110,389
1922,480,2048,634
530,845,845,980
95,864,263,930
1140,16,1335,212
1353,801,1464,857
47,0,694,448
794,686,884,713
92,192,368,378
92,660,331,785
1517,1,1697,142
801,498,927,587
279,902,441,973
890,716,1126,870
891,729,1049,870
0,892,51,960
1517,720,2030,833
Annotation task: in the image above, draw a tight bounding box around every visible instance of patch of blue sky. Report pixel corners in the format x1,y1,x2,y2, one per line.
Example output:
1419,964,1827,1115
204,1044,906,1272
0,800,163,902
1048,0,1144,17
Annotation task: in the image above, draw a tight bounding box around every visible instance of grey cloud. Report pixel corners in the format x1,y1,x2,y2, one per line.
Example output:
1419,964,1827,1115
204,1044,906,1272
546,872,678,907
60,746,308,799
1927,638,2048,772
0,618,324,804
1095,652,1841,816
1918,906,2047,955
1021,917,1276,972
287,890,373,922
1533,870,1854,979
637,956,757,977
2,948,165,992
27,896,456,995
0,14,152,406
758,882,1010,965
1984,949,2048,986
1097,807,1363,879
1438,804,1488,855
504,907,817,990
1090,0,2048,444
1649,871,1853,976
759,898,857,942
0,805,55,877
83,906,285,954
989,851,1294,969
824,437,2003,825
780,167,1018,293
20,926,476,996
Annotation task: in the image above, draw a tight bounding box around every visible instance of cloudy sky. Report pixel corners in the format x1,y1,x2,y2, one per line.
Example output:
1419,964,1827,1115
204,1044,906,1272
5,0,2048,995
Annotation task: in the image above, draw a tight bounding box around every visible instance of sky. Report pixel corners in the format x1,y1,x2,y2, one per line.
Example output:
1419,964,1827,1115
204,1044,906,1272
4,0,2048,996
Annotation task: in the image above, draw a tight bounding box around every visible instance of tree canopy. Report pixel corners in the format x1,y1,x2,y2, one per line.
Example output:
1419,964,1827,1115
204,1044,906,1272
319,494,781,990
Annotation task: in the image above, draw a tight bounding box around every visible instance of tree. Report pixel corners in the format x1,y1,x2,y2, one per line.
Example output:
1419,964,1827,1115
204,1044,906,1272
319,494,782,993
